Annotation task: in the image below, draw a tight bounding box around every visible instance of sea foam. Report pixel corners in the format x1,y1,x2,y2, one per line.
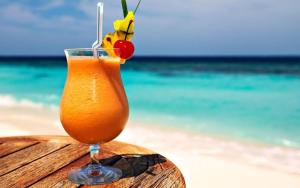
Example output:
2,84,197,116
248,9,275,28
0,94,44,108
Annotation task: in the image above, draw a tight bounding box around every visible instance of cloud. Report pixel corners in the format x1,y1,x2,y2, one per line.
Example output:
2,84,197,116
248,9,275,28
0,0,299,55
77,0,96,18
0,2,89,31
38,0,64,10
0,4,39,24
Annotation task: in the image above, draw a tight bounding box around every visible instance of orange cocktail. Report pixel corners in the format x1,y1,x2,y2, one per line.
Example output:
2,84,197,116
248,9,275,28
60,50,129,144
59,0,142,184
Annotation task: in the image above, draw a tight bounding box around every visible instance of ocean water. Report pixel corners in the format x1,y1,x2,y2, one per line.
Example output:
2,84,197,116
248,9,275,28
1,57,300,148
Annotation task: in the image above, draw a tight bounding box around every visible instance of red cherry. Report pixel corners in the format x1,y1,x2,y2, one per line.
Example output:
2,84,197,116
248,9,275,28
114,40,135,59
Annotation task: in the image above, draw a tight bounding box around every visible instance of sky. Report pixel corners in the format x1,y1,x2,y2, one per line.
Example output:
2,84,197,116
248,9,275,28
0,0,299,56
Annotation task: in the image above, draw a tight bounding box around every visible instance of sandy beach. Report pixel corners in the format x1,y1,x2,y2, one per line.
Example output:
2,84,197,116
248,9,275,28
1,96,300,188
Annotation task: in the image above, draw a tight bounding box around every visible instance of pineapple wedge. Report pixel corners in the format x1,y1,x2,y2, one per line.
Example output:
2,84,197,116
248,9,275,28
102,11,135,61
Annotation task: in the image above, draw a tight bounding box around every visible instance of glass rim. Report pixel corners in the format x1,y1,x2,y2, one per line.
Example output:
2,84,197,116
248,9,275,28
64,48,119,52
64,48,121,59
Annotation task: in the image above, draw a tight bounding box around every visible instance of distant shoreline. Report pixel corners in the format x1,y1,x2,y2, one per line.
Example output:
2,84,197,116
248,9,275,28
1,55,300,63
1,55,300,75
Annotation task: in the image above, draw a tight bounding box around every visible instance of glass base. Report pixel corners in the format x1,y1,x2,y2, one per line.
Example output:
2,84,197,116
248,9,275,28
69,163,122,185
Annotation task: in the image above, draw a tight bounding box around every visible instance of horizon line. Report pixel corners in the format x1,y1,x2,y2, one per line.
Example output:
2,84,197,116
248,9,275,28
1,55,300,58
1,55,300,64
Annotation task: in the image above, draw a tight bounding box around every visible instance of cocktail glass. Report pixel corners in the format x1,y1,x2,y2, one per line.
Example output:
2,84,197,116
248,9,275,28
60,48,129,185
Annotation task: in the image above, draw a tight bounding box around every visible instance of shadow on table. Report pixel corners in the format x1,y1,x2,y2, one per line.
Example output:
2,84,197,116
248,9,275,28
100,154,167,178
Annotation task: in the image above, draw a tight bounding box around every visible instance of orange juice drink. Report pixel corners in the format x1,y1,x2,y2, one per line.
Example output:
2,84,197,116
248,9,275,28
60,55,129,144
59,0,143,184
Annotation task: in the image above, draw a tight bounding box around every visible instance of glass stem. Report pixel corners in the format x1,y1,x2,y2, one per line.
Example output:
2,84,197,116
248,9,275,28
90,144,100,164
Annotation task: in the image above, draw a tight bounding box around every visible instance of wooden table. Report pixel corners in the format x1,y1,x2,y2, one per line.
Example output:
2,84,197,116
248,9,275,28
0,136,185,188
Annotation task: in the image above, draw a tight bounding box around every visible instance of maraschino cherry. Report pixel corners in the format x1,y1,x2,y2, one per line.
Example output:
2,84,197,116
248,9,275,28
114,40,135,59
114,20,135,59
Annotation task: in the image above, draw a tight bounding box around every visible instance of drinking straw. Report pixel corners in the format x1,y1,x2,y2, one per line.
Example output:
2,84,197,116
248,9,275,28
92,2,104,55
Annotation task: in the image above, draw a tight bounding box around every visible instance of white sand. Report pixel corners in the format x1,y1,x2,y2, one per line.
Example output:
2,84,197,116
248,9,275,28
1,100,300,188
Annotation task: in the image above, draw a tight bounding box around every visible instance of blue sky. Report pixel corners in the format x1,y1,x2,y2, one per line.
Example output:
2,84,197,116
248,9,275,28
0,0,299,56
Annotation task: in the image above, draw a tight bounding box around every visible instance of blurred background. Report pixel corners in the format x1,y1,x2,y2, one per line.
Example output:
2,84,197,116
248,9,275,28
1,0,300,187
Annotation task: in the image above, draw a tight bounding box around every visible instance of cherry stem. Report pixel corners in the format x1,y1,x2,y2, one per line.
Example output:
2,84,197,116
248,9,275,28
125,20,133,41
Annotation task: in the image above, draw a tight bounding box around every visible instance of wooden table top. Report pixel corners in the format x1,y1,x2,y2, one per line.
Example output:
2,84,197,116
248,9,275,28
0,136,185,188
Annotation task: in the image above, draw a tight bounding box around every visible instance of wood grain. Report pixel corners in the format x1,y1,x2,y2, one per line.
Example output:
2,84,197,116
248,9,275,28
0,141,37,157
0,143,89,188
0,142,68,176
31,148,118,188
30,154,90,188
0,136,186,188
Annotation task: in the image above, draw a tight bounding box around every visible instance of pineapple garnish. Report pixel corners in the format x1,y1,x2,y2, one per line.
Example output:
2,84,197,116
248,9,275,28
102,12,135,51
102,0,141,61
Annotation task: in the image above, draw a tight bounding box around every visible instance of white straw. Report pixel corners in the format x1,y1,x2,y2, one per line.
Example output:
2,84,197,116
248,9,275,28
92,2,104,53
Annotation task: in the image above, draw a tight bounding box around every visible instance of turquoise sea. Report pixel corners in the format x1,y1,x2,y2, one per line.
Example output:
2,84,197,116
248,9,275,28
1,57,300,148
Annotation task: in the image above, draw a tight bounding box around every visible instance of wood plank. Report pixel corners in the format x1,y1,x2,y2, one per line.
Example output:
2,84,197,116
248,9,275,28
147,167,178,188
0,136,185,188
82,154,172,188
0,141,38,158
0,136,77,143
0,142,68,176
31,149,117,187
103,142,154,155
0,143,89,188
51,180,79,188
29,154,90,188
114,154,168,188
169,169,186,188
71,152,182,188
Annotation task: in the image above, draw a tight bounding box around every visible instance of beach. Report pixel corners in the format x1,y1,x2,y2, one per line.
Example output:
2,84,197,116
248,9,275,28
1,58,300,187
1,95,300,188
1,0,299,186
